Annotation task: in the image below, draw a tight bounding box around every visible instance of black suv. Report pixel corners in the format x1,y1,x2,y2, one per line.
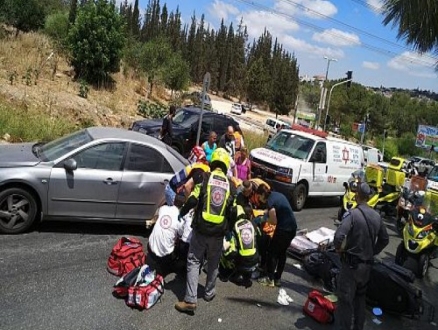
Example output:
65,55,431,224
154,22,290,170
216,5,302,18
131,106,242,156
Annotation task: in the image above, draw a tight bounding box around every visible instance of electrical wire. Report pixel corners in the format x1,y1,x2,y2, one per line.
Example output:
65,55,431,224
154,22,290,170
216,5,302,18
278,0,438,62
349,0,383,13
232,0,437,67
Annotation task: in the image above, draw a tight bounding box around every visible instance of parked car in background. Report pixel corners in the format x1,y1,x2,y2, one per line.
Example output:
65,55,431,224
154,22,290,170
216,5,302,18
230,102,245,115
362,145,383,163
264,117,291,138
131,106,242,156
0,127,188,234
190,91,212,109
409,156,435,175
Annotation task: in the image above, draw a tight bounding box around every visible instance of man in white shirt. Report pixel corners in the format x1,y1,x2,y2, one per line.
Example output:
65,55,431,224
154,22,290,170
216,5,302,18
148,198,191,276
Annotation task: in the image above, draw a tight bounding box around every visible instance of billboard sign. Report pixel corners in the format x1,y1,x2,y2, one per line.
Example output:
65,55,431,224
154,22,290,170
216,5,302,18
415,125,438,150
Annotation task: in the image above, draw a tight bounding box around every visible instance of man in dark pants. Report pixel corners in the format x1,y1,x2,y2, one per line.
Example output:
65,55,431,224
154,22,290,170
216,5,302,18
254,185,297,287
161,105,176,146
175,148,236,314
334,182,389,330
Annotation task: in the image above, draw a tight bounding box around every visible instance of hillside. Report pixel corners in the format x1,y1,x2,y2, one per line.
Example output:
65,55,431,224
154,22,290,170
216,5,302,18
0,32,174,141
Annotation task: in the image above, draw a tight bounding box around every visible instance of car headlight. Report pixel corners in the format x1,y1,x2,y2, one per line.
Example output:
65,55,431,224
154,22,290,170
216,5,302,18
275,167,292,183
417,229,431,239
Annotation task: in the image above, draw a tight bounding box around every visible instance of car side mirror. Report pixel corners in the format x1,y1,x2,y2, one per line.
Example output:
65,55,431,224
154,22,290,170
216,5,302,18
64,158,77,172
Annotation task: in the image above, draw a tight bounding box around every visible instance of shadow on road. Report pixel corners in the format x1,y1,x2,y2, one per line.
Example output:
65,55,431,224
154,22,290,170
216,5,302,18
303,196,341,210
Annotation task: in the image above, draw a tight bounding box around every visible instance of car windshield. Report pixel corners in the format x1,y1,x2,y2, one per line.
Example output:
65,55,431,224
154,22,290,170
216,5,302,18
172,109,199,128
410,157,422,162
265,131,315,160
39,129,92,162
428,166,438,182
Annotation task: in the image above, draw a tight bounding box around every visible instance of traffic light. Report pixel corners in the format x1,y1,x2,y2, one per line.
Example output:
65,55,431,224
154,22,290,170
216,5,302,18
346,71,352,87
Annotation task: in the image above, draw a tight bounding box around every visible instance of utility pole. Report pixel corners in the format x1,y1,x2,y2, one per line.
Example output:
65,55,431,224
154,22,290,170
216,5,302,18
382,129,387,160
316,56,337,130
360,113,369,145
196,72,211,146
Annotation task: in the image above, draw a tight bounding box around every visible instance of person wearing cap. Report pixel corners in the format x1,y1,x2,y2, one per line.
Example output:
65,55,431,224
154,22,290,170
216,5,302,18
175,148,237,314
333,182,389,330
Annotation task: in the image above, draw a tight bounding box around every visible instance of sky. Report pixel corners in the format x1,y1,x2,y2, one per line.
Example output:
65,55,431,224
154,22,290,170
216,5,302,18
132,0,438,92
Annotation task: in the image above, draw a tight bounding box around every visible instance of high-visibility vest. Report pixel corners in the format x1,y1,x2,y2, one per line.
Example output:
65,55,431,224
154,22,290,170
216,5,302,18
234,218,256,257
201,169,230,224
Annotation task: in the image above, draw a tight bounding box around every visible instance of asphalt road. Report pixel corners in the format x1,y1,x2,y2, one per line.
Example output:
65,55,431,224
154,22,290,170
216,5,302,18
1,198,437,330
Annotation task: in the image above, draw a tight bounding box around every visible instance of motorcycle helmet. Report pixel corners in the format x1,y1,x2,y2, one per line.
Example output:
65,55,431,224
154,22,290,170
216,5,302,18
188,145,207,164
349,180,359,192
210,148,230,173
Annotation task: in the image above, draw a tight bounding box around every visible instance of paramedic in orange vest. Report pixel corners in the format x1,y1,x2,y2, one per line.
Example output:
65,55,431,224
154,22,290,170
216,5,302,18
175,148,236,313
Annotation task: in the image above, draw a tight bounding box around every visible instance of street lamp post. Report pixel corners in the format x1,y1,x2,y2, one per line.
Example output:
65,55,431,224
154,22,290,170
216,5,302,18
324,56,337,81
317,56,337,129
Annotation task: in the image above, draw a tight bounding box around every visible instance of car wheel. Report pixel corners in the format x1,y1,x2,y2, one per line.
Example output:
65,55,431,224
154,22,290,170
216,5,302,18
395,241,407,266
291,183,307,211
0,187,38,234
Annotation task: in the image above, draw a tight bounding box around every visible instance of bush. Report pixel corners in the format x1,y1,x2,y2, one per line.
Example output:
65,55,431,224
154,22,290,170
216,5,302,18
137,100,167,119
67,0,125,84
44,11,70,49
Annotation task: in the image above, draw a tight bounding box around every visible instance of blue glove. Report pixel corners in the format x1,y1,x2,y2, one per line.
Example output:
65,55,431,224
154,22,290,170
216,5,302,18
253,216,264,225
253,213,269,225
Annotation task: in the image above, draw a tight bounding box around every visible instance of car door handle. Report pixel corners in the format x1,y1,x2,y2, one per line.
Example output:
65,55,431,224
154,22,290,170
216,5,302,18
103,178,118,185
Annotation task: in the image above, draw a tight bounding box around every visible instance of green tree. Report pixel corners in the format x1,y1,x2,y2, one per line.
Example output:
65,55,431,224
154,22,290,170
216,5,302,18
139,37,173,94
162,53,190,94
67,0,125,84
1,0,45,35
44,11,70,49
382,0,438,63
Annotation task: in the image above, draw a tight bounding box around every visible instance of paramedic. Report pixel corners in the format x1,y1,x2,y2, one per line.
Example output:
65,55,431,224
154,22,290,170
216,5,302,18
175,148,236,313
334,182,389,330
254,185,297,288
147,195,189,276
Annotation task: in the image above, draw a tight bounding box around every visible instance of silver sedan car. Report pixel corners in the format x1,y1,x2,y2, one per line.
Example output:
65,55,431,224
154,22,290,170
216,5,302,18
0,127,187,234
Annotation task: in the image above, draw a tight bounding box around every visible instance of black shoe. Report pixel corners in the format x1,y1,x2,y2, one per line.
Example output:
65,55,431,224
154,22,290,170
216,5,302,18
204,294,216,302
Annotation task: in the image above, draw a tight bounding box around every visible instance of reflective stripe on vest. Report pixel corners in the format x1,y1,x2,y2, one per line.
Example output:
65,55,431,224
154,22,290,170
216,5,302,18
202,171,230,224
235,219,256,257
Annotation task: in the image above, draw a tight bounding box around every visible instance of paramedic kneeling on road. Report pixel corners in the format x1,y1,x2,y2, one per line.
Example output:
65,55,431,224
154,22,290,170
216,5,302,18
334,182,389,330
254,185,297,288
147,195,190,276
175,148,236,313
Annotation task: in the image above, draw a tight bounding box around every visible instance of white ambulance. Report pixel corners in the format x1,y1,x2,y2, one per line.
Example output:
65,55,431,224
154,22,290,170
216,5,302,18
250,126,364,211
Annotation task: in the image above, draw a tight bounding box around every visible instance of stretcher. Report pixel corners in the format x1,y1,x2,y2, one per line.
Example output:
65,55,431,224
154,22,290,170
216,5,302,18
287,227,336,260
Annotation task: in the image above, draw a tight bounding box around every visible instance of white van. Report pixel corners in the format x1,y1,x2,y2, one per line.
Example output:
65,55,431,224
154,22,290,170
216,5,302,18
264,117,291,136
250,127,364,211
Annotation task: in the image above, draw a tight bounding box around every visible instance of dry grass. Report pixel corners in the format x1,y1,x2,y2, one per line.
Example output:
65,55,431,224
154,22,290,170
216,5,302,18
243,129,268,150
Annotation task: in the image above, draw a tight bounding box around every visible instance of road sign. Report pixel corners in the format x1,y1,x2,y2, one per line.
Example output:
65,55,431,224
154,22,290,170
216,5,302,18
416,125,438,149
